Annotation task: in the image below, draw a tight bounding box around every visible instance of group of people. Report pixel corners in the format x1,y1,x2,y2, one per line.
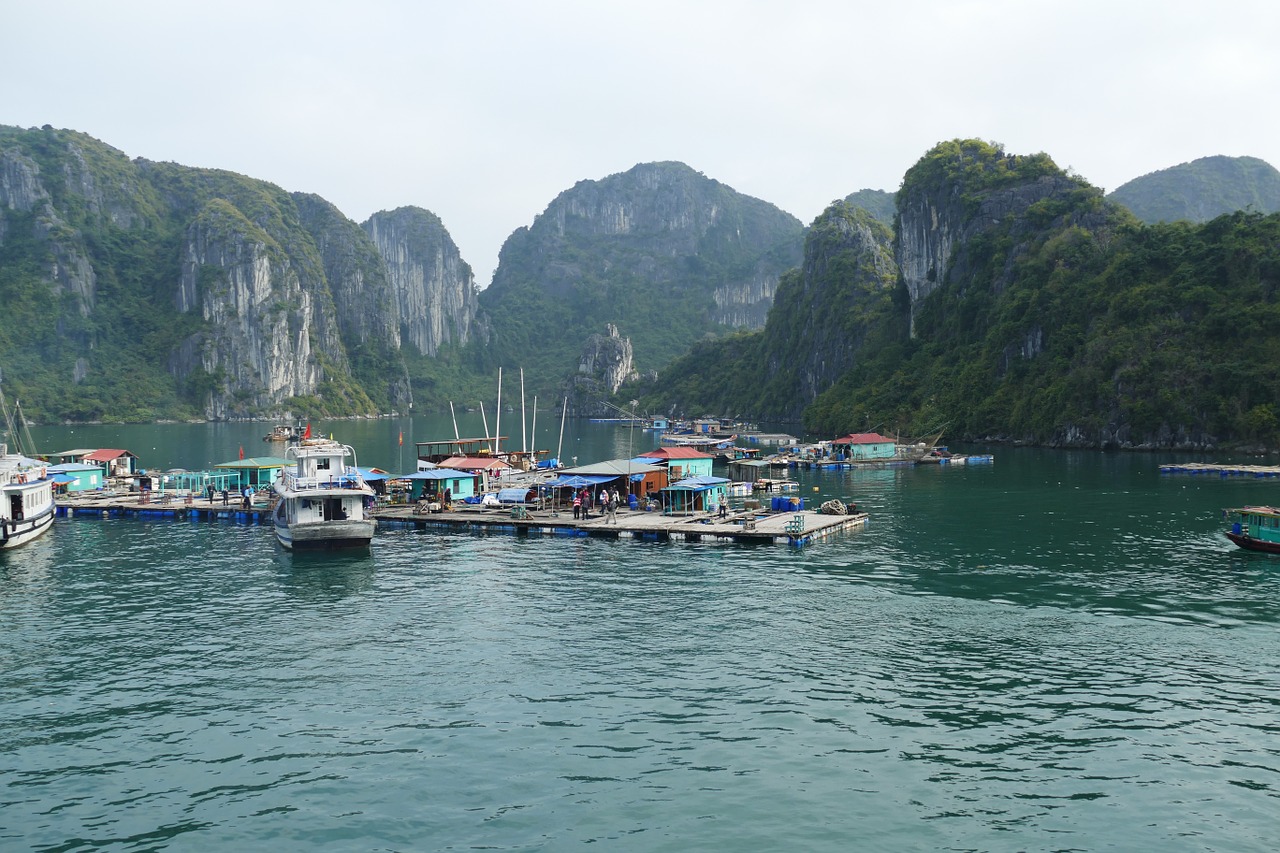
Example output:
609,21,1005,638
572,486,623,523
205,483,259,509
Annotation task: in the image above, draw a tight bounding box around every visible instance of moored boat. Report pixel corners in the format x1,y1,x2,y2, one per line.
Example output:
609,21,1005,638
272,437,375,550
263,421,306,445
1,443,55,550
1223,505,1280,553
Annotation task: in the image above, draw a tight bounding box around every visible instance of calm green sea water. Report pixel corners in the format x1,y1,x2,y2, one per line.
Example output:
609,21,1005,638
3,419,1279,851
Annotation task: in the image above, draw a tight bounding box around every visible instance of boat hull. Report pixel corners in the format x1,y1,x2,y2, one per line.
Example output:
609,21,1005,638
0,504,54,549
275,517,375,550
1225,531,1280,554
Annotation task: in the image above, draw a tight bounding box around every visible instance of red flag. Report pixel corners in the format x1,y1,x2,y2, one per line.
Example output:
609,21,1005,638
399,430,403,446
303,423,312,439
238,445,244,460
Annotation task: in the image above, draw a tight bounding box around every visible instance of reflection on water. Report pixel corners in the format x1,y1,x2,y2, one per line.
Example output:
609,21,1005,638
272,547,377,601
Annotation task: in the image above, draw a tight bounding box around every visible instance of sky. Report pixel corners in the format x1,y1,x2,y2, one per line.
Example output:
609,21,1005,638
6,1,1279,287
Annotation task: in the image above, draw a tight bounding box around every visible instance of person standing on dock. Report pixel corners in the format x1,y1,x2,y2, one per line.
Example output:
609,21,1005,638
207,483,215,504
221,488,229,506
573,491,581,519
242,485,253,509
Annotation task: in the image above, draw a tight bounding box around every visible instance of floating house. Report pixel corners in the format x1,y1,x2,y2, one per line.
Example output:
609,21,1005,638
399,468,479,502
660,475,731,515
830,432,897,461
437,456,514,493
49,448,142,479
213,456,291,491
45,463,104,492
728,457,772,482
84,448,141,478
638,446,715,480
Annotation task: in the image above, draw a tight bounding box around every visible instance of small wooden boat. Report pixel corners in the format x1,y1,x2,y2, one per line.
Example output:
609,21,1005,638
1223,506,1280,553
263,422,306,444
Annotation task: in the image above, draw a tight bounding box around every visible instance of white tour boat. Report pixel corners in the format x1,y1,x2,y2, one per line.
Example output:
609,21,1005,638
1,443,56,549
272,437,376,550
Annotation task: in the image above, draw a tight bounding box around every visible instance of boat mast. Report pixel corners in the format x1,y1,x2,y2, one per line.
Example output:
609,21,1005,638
520,367,527,455
494,367,502,454
479,402,490,454
530,395,537,463
449,401,460,441
556,397,567,469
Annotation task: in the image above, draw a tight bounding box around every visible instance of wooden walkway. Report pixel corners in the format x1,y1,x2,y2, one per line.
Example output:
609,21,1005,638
1159,462,1280,478
55,493,868,546
373,504,868,546
57,493,272,523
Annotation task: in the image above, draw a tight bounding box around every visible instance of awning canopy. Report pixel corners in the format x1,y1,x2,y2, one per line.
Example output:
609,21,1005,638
354,467,389,481
543,474,616,488
50,474,77,484
497,487,532,503
664,475,730,491
398,469,478,481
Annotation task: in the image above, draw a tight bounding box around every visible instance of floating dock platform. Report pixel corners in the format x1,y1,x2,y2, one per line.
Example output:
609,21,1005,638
57,493,271,523
1159,462,1280,478
54,493,867,546
373,504,868,546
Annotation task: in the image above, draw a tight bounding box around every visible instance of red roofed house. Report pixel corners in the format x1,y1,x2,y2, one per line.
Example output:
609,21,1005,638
830,433,896,461
638,446,715,480
437,456,514,493
81,448,140,478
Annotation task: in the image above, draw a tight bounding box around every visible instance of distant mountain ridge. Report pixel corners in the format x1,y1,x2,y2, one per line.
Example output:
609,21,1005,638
1107,155,1280,223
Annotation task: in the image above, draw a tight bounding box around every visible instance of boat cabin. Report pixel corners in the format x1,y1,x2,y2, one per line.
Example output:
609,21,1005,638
1226,506,1280,547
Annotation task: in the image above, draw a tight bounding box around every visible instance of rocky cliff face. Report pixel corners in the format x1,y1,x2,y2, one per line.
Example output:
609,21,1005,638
478,160,805,397
362,206,477,356
0,143,98,323
566,324,639,414
577,324,637,393
0,125,484,422
295,194,413,411
171,198,334,418
897,169,1106,335
760,202,897,417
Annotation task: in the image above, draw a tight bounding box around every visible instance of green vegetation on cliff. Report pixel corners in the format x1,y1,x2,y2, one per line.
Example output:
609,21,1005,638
0,126,395,422
474,162,804,400
635,141,1280,450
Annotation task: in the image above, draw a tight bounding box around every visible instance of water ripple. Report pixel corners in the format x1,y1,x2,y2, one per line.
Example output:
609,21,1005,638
3,456,1280,851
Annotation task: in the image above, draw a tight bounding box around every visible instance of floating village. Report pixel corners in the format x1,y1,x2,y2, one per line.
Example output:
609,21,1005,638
2,376,1003,551
13,379,1280,554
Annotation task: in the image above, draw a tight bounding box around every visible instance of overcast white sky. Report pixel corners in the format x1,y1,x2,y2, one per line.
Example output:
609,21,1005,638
6,1,1278,287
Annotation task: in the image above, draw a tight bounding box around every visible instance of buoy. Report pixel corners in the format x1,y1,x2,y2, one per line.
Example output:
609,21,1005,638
812,486,819,492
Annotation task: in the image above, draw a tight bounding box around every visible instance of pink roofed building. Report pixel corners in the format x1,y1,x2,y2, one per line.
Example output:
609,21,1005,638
830,433,897,461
